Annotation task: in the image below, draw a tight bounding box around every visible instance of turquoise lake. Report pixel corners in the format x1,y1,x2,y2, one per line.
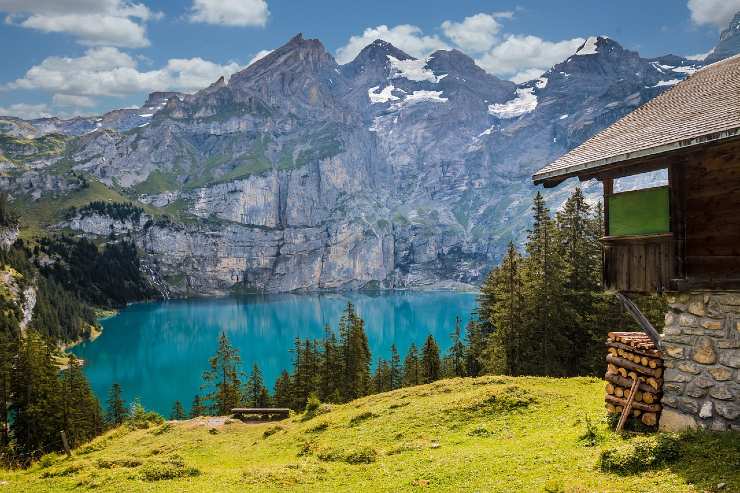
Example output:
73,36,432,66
73,291,478,415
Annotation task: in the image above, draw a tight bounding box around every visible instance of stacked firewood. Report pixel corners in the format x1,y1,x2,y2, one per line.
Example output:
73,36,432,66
604,332,663,427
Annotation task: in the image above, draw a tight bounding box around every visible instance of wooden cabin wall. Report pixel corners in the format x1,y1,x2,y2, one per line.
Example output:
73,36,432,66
684,138,740,285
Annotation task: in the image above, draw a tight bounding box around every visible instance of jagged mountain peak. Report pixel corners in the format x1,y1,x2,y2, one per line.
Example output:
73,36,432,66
705,11,740,64
228,32,337,88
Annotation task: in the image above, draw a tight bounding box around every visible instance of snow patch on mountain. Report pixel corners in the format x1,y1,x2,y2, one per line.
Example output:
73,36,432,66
368,85,400,103
387,56,444,83
488,88,538,119
400,90,448,105
575,36,605,56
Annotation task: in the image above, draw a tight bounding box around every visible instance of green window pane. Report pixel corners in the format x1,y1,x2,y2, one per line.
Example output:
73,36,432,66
608,186,670,236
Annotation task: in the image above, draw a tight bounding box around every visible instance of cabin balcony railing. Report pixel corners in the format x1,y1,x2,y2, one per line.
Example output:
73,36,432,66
600,233,674,293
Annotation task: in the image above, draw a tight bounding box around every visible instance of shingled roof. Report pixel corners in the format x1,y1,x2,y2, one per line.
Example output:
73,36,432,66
533,53,740,185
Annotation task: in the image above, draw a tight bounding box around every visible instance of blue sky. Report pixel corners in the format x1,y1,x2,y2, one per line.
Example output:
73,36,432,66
0,0,737,119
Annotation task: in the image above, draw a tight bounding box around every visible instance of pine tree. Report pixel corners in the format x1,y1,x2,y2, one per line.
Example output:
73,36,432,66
201,332,244,415
447,317,467,377
402,343,420,386
338,302,371,401
389,344,402,390
521,192,569,376
319,325,341,401
60,354,101,447
481,242,526,375
464,321,486,377
105,383,127,426
170,401,187,420
372,358,392,393
273,370,292,408
10,331,64,459
244,363,266,408
420,335,441,383
0,332,15,447
257,387,271,407
190,395,206,418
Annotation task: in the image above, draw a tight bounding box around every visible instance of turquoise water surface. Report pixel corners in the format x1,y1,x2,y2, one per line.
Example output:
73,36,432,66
73,291,478,415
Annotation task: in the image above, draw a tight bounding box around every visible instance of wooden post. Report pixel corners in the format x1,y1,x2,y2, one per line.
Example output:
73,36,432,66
602,177,614,289
668,163,686,284
616,377,641,433
60,430,72,458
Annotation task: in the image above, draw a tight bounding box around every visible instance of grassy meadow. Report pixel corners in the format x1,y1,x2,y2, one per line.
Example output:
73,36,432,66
1,376,737,493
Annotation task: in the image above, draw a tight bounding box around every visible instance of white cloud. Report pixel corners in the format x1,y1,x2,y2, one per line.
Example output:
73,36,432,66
335,24,448,64
5,47,243,113
189,0,269,27
0,102,52,119
52,94,96,108
0,0,158,48
247,49,273,66
688,0,740,29
441,12,510,53
686,49,714,61
476,35,585,82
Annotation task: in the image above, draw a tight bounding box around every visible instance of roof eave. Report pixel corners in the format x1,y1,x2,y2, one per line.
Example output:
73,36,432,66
532,126,740,185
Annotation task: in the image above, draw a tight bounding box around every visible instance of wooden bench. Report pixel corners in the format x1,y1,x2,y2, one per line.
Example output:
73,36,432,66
231,408,290,421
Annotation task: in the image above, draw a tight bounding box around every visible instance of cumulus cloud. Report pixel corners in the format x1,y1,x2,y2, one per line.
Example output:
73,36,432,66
688,0,740,29
441,12,510,53
52,94,96,108
0,0,158,48
476,35,585,82
189,0,269,27
5,47,243,114
0,102,52,119
335,24,449,64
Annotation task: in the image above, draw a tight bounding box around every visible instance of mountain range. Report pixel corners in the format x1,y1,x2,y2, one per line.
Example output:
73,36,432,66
1,14,738,296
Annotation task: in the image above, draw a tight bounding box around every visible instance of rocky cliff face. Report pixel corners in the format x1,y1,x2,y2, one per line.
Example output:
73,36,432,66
2,21,738,296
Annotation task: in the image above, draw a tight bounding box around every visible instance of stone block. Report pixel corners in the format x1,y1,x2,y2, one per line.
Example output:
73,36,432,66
686,384,707,398
678,397,699,414
709,384,734,400
718,293,740,306
663,344,685,359
664,312,676,326
699,400,713,418
719,351,740,368
708,366,733,381
679,313,698,327
664,368,693,383
715,402,740,420
662,383,684,395
677,361,701,374
683,327,707,336
659,408,698,432
688,296,705,316
660,335,694,345
701,319,722,331
692,336,717,365
663,326,682,336
710,420,727,432
693,376,716,388
718,340,740,349
661,394,679,408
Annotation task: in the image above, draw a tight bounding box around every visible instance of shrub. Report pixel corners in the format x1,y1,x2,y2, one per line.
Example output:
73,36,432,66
349,411,377,426
126,399,164,430
263,425,285,439
305,422,328,433
95,458,142,469
40,462,85,478
317,446,377,464
598,434,680,474
578,416,600,447
139,462,200,481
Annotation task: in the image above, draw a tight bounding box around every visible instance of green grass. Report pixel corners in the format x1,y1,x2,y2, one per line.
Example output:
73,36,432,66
3,376,737,492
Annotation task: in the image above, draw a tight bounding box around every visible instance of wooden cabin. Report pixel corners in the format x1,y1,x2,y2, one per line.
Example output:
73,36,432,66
533,54,740,432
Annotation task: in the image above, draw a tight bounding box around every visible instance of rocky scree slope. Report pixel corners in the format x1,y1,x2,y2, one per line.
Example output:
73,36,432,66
0,24,734,296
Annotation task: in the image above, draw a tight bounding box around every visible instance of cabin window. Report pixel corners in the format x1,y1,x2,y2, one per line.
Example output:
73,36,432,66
608,185,670,237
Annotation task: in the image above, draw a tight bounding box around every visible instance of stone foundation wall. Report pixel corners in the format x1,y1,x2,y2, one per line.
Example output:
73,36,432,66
660,292,740,431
